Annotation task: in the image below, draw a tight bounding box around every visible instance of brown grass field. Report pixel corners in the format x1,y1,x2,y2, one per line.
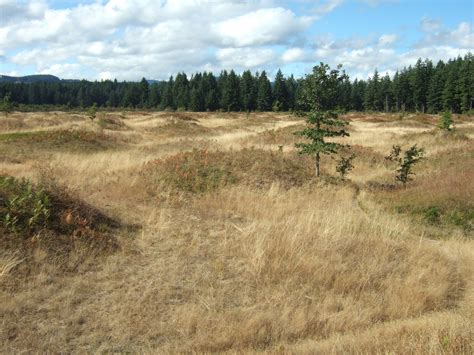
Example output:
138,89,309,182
0,110,473,353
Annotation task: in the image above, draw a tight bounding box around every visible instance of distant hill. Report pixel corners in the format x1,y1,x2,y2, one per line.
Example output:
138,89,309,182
0,74,61,84
0,74,163,84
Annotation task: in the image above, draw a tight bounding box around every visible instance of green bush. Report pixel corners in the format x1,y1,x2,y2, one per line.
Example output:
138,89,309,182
439,111,453,131
0,176,50,234
423,206,441,225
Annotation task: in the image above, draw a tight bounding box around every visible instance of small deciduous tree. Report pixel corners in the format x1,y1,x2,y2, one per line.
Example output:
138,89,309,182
386,144,424,185
294,63,350,177
336,154,356,179
439,111,454,131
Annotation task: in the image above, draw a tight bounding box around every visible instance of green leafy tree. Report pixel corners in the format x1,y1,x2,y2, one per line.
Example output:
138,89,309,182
386,145,425,185
294,63,350,177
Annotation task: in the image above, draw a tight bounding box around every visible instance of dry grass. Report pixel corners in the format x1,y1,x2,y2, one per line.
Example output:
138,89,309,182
0,111,473,353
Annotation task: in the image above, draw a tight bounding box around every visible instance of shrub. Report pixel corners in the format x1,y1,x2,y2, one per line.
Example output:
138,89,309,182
87,103,97,120
336,154,356,179
144,148,314,193
439,111,453,131
1,176,50,234
153,149,235,193
386,145,424,185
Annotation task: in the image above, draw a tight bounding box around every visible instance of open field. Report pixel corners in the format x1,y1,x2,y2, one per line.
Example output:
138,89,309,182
0,111,473,353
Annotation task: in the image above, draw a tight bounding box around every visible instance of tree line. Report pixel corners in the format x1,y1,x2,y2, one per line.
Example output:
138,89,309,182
1,54,472,113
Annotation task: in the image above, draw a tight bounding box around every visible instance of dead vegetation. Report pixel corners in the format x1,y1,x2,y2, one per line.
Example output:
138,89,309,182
0,111,473,353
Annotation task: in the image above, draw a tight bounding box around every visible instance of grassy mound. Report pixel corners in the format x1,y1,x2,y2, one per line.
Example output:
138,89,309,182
0,176,119,277
0,129,116,153
144,148,313,193
97,114,129,130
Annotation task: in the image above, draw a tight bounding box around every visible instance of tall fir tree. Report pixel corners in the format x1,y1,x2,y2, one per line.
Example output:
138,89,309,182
256,71,272,111
272,69,288,111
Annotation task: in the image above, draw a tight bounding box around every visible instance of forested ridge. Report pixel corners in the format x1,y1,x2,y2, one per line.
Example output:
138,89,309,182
1,54,472,113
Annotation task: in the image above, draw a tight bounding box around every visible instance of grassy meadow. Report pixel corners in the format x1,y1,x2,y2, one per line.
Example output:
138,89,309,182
0,110,473,353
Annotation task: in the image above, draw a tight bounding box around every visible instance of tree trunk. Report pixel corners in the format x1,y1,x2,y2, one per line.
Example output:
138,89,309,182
315,153,320,177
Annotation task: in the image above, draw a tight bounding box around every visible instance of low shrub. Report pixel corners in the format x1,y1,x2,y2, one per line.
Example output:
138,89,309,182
144,148,314,193
0,175,119,255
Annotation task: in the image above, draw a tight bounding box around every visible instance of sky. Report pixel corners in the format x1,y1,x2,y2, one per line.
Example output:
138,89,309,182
0,0,473,81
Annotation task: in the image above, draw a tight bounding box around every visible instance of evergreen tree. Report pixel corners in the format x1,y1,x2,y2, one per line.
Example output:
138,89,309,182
256,71,272,111
203,72,219,111
220,70,240,111
457,53,473,112
286,75,298,111
443,60,459,112
381,73,393,112
427,61,446,113
351,79,366,111
139,77,150,107
272,69,288,111
161,76,175,110
295,63,350,177
364,69,381,111
148,83,161,108
189,73,205,111
240,70,257,111
174,73,189,110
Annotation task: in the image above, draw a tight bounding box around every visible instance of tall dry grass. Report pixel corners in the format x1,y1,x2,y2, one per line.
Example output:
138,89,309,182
0,111,472,353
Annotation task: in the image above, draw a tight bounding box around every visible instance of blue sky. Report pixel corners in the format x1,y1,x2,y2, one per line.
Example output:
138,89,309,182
0,0,472,81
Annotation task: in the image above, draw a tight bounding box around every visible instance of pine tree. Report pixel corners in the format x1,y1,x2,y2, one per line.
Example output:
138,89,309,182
351,79,366,111
256,71,272,111
286,75,298,111
161,76,175,110
220,70,240,111
381,73,393,112
364,69,381,111
427,61,446,113
148,83,161,108
240,70,256,112
295,63,350,177
272,69,288,111
189,73,205,112
203,72,219,111
174,73,189,110
139,77,150,108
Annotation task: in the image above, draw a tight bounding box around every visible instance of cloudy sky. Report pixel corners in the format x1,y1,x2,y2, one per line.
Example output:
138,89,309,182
0,0,473,81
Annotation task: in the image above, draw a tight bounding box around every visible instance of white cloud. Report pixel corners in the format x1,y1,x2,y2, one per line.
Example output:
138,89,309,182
217,47,276,69
420,16,442,32
214,8,312,47
38,63,84,79
282,48,306,63
0,1,471,81
0,0,47,23
378,34,397,46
